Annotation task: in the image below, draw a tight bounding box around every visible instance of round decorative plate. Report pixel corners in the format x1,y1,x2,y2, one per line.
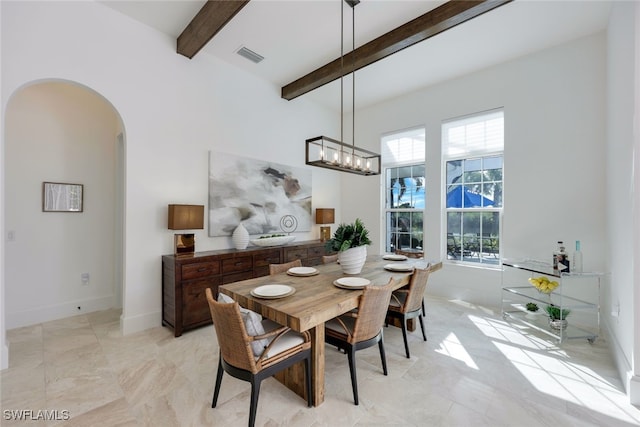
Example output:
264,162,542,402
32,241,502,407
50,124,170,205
333,277,371,289
383,263,415,272
250,284,295,299
287,267,319,276
383,254,408,261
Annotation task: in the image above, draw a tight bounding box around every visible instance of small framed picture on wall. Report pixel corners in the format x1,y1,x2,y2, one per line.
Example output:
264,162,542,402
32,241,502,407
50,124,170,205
42,182,84,212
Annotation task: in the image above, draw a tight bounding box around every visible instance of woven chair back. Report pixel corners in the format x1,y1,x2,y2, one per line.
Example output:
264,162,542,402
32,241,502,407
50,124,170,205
205,288,258,373
351,278,395,343
269,259,302,275
322,254,339,264
403,266,431,313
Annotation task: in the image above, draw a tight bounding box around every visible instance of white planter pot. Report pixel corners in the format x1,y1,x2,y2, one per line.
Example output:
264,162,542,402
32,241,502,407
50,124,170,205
232,223,250,250
338,246,367,274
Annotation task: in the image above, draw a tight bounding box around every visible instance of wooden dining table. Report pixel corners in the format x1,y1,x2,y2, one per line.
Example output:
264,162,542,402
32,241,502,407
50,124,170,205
219,255,442,406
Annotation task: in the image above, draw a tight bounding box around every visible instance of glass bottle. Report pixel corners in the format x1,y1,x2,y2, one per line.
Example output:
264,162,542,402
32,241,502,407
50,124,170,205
573,240,583,273
553,241,570,273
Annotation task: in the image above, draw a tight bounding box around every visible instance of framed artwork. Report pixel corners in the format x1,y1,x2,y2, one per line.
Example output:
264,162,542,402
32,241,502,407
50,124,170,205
208,151,312,237
42,182,83,212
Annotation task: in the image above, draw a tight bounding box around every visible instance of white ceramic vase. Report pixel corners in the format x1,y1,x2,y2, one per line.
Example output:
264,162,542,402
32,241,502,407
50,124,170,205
338,246,367,274
232,223,250,250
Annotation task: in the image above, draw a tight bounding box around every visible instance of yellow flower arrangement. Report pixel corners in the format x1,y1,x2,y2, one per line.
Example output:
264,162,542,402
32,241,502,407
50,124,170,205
528,276,559,294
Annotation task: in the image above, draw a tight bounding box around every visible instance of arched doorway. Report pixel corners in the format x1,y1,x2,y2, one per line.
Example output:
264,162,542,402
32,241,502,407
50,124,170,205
3,80,125,330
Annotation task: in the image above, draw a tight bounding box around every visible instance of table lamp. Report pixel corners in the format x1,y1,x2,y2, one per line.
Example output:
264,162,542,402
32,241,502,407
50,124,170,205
315,208,335,242
168,204,204,255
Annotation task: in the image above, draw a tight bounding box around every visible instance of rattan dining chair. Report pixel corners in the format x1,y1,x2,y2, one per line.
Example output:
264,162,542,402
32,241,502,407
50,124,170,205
394,249,426,316
386,265,431,358
205,288,312,427
324,278,396,405
322,254,339,264
269,259,302,275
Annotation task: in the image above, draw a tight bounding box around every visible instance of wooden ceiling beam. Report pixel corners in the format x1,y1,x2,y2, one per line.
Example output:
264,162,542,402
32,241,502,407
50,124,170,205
281,0,513,101
177,0,251,59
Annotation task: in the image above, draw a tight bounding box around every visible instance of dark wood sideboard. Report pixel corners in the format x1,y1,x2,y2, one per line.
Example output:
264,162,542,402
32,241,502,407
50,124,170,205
162,240,327,337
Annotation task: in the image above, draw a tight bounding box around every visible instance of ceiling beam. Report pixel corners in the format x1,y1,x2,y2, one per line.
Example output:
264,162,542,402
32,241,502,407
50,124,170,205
281,0,513,101
177,0,251,59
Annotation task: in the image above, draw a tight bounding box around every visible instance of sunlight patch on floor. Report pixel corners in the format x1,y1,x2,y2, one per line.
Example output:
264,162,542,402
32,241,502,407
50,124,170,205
435,332,478,370
467,314,640,425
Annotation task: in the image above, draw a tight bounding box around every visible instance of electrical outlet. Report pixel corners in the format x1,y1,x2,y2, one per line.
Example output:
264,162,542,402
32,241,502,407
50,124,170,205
612,302,620,318
81,273,90,286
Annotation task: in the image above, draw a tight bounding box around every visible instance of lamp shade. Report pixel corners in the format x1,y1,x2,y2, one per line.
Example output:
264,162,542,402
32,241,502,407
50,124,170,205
168,204,204,230
316,208,335,225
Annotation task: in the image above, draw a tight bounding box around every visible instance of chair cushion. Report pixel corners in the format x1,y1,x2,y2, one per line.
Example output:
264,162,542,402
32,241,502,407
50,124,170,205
388,291,407,312
325,315,356,340
260,319,305,359
218,293,268,356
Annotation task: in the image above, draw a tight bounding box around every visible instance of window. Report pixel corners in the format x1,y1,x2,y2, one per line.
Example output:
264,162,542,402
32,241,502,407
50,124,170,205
382,128,425,253
443,109,503,265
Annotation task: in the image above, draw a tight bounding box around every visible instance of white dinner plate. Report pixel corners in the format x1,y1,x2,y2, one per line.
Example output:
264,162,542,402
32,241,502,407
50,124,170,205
287,267,319,276
250,284,295,299
333,277,371,289
383,263,415,272
383,254,408,261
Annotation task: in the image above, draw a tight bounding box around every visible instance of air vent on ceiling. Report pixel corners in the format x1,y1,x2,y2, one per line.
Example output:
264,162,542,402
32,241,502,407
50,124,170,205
236,46,264,64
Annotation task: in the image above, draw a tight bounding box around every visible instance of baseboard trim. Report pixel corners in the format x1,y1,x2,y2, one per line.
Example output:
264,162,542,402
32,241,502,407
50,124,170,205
630,375,640,406
120,310,161,336
602,318,634,398
6,295,115,329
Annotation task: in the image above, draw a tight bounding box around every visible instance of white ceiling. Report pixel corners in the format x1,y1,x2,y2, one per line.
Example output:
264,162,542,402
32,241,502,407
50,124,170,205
99,0,612,112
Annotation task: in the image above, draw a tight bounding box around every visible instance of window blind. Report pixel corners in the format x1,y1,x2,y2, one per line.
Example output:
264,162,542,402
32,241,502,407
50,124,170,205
381,128,425,165
443,109,504,159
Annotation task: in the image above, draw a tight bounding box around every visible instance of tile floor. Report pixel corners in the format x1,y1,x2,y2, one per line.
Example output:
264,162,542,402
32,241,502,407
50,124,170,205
2,297,640,426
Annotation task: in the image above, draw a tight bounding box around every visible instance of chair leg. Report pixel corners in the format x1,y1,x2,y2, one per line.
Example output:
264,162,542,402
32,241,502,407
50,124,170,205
248,379,261,427
418,314,427,341
421,298,426,317
304,356,313,407
212,358,224,408
378,338,388,376
346,347,359,405
401,319,410,359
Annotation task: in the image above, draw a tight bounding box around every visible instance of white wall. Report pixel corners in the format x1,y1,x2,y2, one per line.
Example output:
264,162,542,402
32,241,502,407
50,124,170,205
5,82,119,328
0,0,7,370
1,0,339,344
606,1,640,403
347,33,607,309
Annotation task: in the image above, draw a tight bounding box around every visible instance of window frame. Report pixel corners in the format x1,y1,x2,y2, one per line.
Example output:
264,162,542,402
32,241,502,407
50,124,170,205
442,109,504,267
381,127,426,254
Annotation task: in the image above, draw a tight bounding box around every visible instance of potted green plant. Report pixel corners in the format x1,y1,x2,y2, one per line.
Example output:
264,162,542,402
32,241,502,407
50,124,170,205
325,218,371,274
526,302,539,312
545,305,571,330
525,302,539,319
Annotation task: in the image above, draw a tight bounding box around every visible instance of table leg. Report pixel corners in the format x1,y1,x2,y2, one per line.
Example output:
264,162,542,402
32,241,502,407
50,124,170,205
272,324,325,406
310,324,325,406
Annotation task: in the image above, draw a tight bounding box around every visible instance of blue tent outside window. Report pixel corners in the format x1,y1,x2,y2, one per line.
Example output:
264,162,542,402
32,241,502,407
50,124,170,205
446,186,494,208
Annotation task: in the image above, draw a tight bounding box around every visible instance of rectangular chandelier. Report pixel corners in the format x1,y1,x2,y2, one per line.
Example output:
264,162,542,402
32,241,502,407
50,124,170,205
306,135,381,176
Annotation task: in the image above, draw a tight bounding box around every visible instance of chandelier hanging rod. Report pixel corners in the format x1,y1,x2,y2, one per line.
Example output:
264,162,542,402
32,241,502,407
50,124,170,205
304,0,381,176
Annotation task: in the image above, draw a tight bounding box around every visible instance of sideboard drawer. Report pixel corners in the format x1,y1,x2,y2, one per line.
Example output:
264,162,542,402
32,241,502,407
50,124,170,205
308,245,325,258
182,279,219,326
221,256,253,274
253,250,281,268
182,261,220,280
285,248,307,262
222,271,254,284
